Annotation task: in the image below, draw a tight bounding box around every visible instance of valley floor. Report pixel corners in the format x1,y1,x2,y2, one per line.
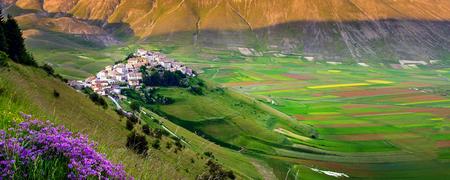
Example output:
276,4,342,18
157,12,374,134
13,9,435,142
196,54,450,178
29,43,450,179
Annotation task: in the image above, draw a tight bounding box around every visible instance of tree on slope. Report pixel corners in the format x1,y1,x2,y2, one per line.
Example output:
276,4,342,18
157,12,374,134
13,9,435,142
4,15,36,66
0,7,8,53
0,23,8,53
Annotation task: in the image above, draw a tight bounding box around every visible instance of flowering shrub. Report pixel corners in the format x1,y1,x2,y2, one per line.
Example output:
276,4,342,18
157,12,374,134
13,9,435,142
0,113,128,179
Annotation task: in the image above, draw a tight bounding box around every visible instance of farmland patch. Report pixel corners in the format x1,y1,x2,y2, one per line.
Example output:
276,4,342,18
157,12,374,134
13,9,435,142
436,141,450,148
334,88,416,98
283,73,314,80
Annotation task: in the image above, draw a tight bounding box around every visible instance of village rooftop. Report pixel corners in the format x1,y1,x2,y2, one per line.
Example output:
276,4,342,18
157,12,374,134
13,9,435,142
69,49,195,96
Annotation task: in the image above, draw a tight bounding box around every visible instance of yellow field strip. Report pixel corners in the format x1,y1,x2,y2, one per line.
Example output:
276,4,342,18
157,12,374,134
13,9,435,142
366,80,394,84
307,80,394,89
398,99,450,106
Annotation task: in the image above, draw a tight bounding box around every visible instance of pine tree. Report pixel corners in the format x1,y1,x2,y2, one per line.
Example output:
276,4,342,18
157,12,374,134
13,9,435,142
0,6,4,21
4,15,36,66
0,7,7,53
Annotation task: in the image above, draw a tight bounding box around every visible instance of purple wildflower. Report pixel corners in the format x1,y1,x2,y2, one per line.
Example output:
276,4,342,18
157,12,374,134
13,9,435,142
0,114,129,179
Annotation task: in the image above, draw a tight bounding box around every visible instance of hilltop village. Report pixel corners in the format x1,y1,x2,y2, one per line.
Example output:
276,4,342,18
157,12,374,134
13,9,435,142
69,49,195,96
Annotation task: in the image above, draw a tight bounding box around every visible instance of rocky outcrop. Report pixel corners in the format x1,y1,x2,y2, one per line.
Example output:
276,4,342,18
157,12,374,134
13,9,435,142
43,0,78,13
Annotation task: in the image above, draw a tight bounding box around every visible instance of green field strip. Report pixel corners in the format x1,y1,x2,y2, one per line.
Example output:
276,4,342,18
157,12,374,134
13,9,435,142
438,148,450,159
289,136,399,153
352,112,414,117
302,119,372,125
316,126,405,135
273,146,420,163
357,113,435,121
432,134,450,140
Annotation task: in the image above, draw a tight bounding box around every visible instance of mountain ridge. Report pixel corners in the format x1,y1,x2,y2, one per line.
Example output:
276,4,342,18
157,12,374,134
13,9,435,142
2,0,450,60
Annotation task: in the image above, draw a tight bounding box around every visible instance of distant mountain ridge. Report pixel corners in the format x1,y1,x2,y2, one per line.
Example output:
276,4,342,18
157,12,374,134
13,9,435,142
2,0,450,60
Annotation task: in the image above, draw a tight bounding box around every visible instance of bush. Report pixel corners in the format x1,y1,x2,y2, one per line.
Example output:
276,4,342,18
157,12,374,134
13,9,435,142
151,139,161,150
189,86,204,95
174,139,184,150
41,64,54,76
211,87,225,95
130,101,141,112
127,114,139,124
115,109,126,118
198,160,235,180
166,142,172,149
142,124,151,135
0,51,8,67
151,128,163,139
203,152,214,159
197,80,205,87
126,119,134,130
89,93,108,109
126,131,148,155
53,89,60,98
54,74,68,83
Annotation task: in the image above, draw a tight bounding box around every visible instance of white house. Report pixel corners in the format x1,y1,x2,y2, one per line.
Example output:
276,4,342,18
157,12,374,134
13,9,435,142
114,64,127,74
326,61,342,65
128,79,140,87
126,64,135,72
96,70,108,80
399,60,428,66
105,65,113,71
304,56,315,61
357,63,369,67
114,74,127,82
127,72,142,81
136,49,148,57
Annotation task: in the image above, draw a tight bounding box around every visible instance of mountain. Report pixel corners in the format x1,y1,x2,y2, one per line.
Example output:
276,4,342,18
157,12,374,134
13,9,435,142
2,0,450,60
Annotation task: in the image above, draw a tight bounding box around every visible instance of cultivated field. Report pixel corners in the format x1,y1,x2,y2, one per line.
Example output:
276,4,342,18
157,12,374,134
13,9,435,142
163,47,450,179
27,43,450,179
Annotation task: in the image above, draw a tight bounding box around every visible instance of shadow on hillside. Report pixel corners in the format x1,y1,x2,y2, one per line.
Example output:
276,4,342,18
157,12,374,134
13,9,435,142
4,4,135,47
143,19,450,61
4,3,449,61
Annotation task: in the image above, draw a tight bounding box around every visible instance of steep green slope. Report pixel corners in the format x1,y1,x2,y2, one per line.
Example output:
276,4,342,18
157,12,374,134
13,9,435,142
0,62,266,179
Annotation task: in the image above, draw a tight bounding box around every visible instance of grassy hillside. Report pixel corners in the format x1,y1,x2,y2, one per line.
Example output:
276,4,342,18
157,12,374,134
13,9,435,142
0,62,268,179
153,87,316,150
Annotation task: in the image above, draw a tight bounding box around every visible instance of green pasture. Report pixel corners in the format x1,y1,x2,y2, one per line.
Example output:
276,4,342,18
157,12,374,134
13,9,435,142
154,88,312,147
